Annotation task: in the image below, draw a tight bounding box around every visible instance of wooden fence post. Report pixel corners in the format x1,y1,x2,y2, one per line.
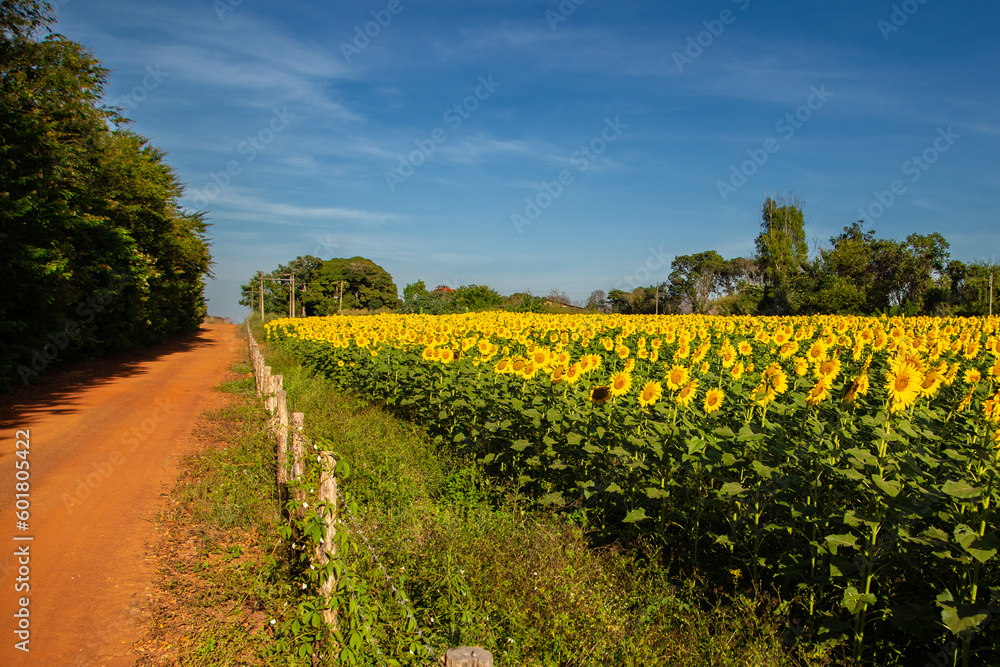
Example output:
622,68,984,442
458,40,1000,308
315,451,339,631
444,647,493,667
275,388,289,489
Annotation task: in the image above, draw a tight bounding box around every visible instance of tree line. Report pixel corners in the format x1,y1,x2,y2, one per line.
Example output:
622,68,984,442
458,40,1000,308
1,1,213,384
602,194,996,318
248,195,993,322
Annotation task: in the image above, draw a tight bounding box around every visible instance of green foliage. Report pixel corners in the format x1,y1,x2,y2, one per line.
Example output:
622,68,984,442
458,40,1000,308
243,256,399,316
256,330,808,665
0,0,212,384
399,282,504,314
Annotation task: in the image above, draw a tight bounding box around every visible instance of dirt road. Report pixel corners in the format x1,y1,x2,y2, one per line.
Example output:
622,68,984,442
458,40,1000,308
0,324,242,665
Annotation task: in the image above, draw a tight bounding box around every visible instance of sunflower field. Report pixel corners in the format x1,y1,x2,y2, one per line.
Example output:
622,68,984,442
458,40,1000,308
267,313,1000,664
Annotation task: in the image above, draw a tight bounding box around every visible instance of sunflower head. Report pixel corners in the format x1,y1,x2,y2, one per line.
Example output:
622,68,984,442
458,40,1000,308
590,386,612,404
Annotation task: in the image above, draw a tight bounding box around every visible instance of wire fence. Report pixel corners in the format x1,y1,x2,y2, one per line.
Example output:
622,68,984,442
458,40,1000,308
246,323,492,667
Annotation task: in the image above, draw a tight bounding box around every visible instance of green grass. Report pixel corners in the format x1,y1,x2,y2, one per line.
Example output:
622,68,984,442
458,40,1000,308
252,321,826,666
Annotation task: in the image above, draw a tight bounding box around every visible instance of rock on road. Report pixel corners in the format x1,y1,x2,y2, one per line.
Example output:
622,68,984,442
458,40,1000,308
0,324,242,665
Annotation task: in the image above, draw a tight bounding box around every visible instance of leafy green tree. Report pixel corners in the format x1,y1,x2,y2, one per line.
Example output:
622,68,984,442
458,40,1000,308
946,260,998,316
453,284,503,311
755,194,808,314
668,250,728,314
305,257,398,313
1,1,212,383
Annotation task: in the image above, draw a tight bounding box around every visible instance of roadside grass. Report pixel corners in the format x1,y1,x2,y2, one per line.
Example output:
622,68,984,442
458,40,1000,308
255,325,825,666
136,360,286,666
139,322,828,665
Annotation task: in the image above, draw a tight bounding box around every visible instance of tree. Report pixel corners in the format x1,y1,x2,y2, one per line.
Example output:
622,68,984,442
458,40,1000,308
1,1,212,383
585,290,607,312
310,257,398,313
454,284,503,311
668,250,728,314
755,194,808,314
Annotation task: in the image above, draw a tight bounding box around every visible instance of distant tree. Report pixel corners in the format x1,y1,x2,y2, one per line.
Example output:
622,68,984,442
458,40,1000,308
585,290,607,312
668,250,728,314
546,289,571,307
945,260,997,316
755,194,808,314
453,284,504,311
605,289,632,314
507,292,546,313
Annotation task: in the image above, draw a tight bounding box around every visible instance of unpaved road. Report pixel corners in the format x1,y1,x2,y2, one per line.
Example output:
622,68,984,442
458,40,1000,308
0,324,241,665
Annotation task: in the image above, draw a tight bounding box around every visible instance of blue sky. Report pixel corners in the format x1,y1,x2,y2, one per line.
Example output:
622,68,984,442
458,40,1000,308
54,0,1000,319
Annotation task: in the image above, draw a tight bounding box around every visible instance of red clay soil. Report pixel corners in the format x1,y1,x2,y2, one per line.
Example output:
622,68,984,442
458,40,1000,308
0,323,242,666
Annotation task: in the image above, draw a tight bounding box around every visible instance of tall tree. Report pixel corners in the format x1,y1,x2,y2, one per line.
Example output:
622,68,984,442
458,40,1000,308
668,250,728,314
754,194,808,313
1,1,212,383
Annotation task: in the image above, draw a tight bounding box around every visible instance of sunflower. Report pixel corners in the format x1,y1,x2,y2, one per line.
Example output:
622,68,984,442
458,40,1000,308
676,379,699,407
638,381,663,408
964,368,982,385
590,386,612,404
624,358,637,373
885,362,923,413
719,343,737,368
983,393,1000,424
751,382,775,406
806,377,832,407
957,386,976,412
794,357,809,377
737,341,753,356
703,387,724,414
814,357,842,381
920,362,947,398
990,358,1000,378
762,363,789,395
779,341,800,360
565,363,582,384
843,372,870,405
730,361,745,380
609,372,632,398
666,365,690,391
617,345,631,360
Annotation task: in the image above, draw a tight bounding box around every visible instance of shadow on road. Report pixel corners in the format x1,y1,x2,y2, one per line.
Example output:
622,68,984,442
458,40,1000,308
0,324,239,431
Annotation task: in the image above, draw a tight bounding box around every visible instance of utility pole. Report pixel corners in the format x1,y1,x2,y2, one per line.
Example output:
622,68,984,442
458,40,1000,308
339,280,344,314
990,271,994,317
290,273,295,318
259,272,264,322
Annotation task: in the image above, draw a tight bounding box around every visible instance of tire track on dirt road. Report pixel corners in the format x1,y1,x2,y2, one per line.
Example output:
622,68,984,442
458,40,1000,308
0,324,241,665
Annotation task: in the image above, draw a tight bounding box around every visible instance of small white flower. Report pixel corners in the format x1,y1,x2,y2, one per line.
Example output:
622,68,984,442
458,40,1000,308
302,502,309,508
270,619,276,626
301,583,308,589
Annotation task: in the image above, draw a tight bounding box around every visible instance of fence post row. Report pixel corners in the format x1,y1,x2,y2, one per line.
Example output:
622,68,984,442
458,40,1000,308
246,323,492,665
